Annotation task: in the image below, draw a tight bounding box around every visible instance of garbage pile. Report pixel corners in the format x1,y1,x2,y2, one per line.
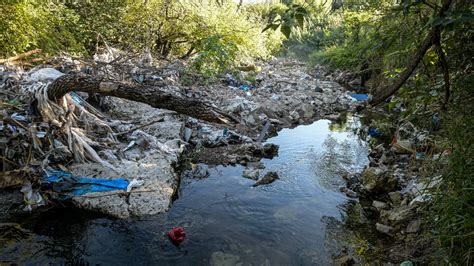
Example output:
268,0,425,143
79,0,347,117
0,52,202,218
339,119,446,262
181,58,364,137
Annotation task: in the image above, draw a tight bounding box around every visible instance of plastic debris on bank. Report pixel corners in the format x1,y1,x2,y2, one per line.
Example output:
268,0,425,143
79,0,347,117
43,171,142,199
349,93,369,101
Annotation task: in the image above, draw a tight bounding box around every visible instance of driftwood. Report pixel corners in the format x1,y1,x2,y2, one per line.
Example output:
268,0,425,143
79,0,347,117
0,49,42,64
47,73,238,124
369,0,452,106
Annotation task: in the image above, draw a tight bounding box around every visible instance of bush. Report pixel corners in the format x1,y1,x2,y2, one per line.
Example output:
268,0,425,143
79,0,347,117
0,2,84,57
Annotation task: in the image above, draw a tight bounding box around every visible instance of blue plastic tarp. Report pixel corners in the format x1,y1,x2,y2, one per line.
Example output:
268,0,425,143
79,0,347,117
349,93,369,101
43,171,129,199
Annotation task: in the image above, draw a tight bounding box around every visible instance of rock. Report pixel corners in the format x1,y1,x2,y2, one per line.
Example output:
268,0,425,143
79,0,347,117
406,219,421,233
372,200,387,210
242,167,260,180
223,96,258,114
262,143,279,158
361,166,399,194
210,251,242,266
333,255,355,266
388,191,402,206
376,223,394,235
289,110,300,122
299,103,315,119
339,186,358,198
253,171,279,187
380,205,414,224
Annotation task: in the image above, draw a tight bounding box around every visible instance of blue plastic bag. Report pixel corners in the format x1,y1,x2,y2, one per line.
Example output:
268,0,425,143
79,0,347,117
43,171,129,199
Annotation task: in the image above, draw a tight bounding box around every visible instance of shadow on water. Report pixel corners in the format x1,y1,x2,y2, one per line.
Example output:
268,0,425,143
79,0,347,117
1,114,369,265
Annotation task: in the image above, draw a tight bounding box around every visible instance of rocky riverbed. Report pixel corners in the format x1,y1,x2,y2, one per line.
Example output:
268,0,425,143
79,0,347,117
1,54,439,263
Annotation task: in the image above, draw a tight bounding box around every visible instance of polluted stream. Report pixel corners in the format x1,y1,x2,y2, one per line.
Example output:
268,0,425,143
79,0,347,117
1,114,369,265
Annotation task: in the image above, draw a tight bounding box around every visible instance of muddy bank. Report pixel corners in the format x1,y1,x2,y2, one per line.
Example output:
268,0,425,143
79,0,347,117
0,56,362,218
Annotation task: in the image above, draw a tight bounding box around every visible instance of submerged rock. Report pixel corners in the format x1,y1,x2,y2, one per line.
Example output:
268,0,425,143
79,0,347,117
253,171,279,187
242,167,260,180
210,251,242,266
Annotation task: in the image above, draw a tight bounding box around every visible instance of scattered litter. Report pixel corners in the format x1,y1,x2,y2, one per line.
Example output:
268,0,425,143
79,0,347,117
127,178,144,192
43,171,131,199
167,227,186,244
21,182,45,212
239,85,250,91
415,152,424,159
27,67,64,82
123,140,136,151
368,128,382,137
349,93,369,101
36,131,47,138
7,124,17,133
392,138,414,154
11,113,27,121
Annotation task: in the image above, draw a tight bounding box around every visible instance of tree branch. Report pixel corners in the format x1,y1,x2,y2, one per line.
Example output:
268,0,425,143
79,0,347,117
48,74,239,125
369,0,452,106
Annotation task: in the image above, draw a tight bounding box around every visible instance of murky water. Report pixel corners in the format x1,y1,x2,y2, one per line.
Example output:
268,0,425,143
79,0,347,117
1,115,368,265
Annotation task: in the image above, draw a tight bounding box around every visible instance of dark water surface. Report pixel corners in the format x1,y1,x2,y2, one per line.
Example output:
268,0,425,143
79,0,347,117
1,115,368,265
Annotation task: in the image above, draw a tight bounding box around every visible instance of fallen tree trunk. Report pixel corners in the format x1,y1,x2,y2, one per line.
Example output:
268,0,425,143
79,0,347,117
369,0,452,106
48,73,238,124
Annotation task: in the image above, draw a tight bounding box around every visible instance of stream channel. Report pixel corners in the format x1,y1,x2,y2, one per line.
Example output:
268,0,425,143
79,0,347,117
1,114,369,265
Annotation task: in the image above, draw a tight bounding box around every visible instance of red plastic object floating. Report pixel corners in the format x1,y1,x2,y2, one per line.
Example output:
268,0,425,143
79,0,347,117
167,227,186,244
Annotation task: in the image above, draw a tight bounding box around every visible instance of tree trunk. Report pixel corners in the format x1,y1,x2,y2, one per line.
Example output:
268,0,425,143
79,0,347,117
48,74,238,125
369,0,452,106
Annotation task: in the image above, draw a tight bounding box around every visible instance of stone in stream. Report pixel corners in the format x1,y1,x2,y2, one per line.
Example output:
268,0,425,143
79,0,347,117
242,167,260,180
210,251,242,266
339,186,358,198
253,171,279,187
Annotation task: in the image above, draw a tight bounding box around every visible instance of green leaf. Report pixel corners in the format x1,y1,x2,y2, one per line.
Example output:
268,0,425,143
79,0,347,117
295,13,304,28
281,23,291,38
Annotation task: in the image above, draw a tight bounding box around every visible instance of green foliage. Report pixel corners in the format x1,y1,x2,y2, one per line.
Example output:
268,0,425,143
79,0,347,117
0,0,284,76
263,2,310,38
0,2,85,57
191,35,238,76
